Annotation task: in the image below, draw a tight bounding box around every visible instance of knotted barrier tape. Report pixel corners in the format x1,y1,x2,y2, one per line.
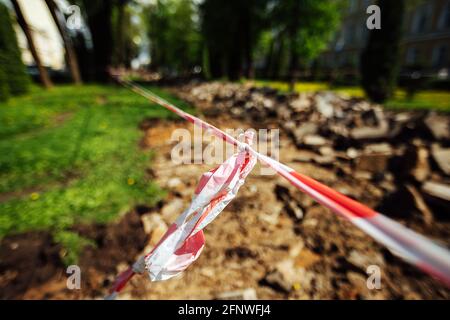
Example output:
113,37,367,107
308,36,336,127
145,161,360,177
106,130,256,299
106,76,450,299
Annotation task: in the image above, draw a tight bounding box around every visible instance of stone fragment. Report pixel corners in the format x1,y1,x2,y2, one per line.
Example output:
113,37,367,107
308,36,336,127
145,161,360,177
215,288,258,300
161,198,185,222
141,213,168,246
422,181,450,202
424,113,449,140
431,144,450,175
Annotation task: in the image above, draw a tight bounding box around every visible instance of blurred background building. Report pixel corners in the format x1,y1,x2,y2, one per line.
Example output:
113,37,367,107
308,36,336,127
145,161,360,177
319,0,450,82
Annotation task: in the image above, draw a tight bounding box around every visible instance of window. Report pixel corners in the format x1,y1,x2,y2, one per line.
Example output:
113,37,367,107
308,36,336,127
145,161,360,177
432,45,448,68
438,1,450,30
411,4,432,33
349,0,358,13
406,47,418,65
335,35,345,51
345,23,356,45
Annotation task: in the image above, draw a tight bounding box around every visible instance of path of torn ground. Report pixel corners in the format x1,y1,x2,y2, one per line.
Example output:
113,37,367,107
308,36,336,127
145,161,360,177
111,97,450,300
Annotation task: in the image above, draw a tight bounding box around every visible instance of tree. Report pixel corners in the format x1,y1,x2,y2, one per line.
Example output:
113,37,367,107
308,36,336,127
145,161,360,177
113,0,134,67
80,0,114,82
200,0,228,78
270,0,342,90
147,0,201,76
0,65,8,101
113,1,143,68
200,0,268,80
11,0,52,88
45,0,82,84
0,2,29,100
360,0,405,103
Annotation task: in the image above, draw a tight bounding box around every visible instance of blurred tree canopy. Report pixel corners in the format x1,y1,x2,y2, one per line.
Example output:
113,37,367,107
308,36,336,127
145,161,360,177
0,2,29,101
268,0,342,87
146,0,201,76
2,0,344,84
18,0,344,83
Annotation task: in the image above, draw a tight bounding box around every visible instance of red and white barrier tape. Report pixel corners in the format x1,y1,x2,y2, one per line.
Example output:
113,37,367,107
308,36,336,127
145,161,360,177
106,129,256,299
107,76,450,298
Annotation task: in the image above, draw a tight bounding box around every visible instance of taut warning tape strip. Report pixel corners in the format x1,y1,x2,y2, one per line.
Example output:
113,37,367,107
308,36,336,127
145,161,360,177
107,76,450,297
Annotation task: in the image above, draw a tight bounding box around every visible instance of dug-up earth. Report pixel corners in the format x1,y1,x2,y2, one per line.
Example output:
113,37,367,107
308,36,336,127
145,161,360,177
1,82,450,299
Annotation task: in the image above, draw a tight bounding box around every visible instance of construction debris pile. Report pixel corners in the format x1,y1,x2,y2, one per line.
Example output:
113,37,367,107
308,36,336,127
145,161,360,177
179,82,450,227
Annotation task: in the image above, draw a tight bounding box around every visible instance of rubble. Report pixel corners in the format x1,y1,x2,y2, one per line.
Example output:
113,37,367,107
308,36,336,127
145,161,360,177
350,122,390,141
422,181,450,202
431,144,450,176
294,248,321,269
354,143,393,174
167,177,183,189
163,82,450,299
292,124,318,145
161,198,185,222
179,81,450,220
141,213,168,246
347,250,384,271
424,113,449,141
405,184,434,226
407,144,430,182
275,184,307,221
302,135,329,147
263,259,302,293
314,94,334,118
215,288,257,300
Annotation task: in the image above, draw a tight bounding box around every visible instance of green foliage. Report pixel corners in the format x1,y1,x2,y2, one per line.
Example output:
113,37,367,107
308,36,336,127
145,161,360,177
274,0,342,64
361,0,405,103
71,0,343,81
0,3,29,97
147,0,201,74
54,230,96,265
259,0,342,82
0,60,9,102
200,0,269,79
0,85,193,240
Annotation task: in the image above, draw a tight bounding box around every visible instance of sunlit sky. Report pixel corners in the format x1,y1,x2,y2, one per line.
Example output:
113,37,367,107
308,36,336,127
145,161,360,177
5,0,151,70
12,0,65,69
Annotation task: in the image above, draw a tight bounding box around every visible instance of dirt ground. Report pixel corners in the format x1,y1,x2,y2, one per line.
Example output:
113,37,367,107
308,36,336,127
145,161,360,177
1,86,449,300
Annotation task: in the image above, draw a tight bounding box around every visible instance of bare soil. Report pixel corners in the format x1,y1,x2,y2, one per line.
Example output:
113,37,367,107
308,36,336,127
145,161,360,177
1,85,449,300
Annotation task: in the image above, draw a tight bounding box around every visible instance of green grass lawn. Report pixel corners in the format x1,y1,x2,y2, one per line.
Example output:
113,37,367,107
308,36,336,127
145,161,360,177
249,80,450,112
0,84,192,263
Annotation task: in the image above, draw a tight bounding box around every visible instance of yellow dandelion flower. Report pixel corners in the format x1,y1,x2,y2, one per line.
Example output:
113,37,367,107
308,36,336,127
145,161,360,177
30,192,40,201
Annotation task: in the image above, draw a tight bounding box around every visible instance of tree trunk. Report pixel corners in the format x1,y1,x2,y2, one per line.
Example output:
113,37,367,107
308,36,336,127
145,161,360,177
11,0,53,88
115,0,127,67
360,0,405,103
242,5,253,79
270,36,284,79
82,0,114,82
263,35,275,79
288,40,299,92
287,0,300,92
45,0,82,84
